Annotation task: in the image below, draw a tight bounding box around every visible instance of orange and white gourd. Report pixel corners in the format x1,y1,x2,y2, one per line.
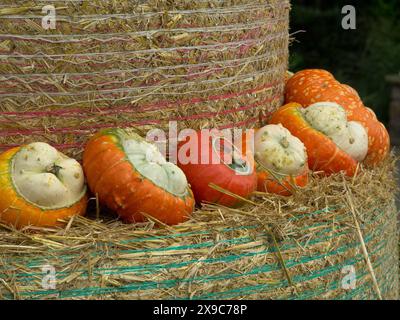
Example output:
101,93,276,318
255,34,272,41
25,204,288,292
302,102,369,162
285,69,390,165
83,129,195,225
0,142,87,228
254,124,309,196
269,102,369,176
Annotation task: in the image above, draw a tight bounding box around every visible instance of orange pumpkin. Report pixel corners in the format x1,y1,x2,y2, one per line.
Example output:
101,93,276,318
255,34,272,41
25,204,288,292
0,143,87,229
83,129,194,225
269,103,360,176
285,69,390,165
257,169,309,197
177,130,257,207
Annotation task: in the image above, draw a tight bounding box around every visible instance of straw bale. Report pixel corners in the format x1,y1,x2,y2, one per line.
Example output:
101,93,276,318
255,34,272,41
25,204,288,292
0,156,398,300
0,0,290,159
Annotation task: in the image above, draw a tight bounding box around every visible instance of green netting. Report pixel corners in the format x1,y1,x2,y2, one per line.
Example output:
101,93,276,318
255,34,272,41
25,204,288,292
0,208,383,283
1,202,397,300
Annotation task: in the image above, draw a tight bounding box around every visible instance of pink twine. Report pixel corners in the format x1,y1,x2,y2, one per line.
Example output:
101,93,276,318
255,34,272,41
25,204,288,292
0,94,280,137
0,81,280,119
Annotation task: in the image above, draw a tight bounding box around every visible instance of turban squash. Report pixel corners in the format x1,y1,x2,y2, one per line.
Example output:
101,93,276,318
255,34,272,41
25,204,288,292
250,124,308,196
83,129,194,225
285,69,390,165
0,142,87,229
177,130,257,207
269,102,370,177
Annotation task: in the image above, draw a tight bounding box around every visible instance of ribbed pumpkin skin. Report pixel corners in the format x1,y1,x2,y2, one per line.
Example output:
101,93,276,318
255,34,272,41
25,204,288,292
257,169,309,197
83,130,195,225
285,69,390,165
0,147,87,229
269,103,358,177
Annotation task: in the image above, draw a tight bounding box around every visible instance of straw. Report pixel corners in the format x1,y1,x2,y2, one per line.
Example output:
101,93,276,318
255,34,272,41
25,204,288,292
0,155,398,300
0,0,291,160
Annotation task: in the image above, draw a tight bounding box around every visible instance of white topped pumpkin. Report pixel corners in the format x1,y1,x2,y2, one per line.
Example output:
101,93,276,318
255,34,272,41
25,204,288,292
82,128,195,225
122,138,189,197
254,124,307,176
253,124,309,196
0,142,87,228
302,102,369,162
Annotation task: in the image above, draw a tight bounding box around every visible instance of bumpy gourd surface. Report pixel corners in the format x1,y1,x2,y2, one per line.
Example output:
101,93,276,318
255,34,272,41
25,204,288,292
255,124,307,176
123,139,188,197
302,102,368,162
12,142,86,209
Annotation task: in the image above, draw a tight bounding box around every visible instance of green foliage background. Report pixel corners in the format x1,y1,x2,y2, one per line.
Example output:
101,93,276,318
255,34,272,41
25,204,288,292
289,0,400,122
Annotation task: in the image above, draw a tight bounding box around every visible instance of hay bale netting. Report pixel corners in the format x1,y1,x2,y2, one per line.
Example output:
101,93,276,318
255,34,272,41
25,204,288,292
0,0,290,159
0,159,398,300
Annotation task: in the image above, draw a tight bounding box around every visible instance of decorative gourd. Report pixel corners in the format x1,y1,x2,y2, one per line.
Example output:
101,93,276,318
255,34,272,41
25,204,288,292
177,130,257,207
303,102,369,162
285,69,361,111
269,103,361,176
253,124,309,196
285,69,390,165
83,129,194,225
0,142,87,229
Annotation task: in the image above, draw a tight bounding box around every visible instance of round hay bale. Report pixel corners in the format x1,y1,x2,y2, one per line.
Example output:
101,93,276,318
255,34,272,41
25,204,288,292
0,0,290,159
0,158,398,300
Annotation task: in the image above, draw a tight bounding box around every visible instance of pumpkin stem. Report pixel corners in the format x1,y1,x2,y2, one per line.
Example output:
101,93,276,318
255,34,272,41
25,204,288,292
46,164,63,177
229,150,250,174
